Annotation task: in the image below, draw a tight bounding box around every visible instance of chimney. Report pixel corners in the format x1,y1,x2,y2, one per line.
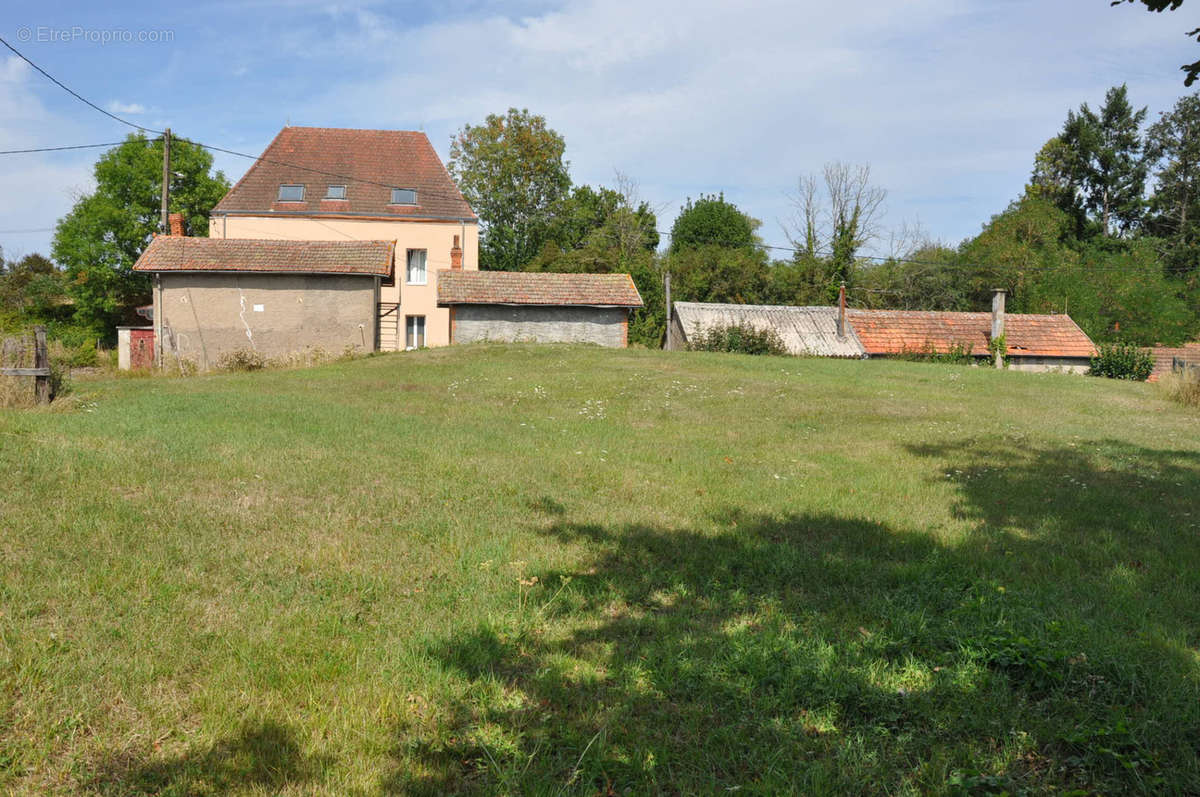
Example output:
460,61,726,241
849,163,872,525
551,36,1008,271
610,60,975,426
991,288,1006,368
836,282,846,338
168,212,185,237
450,234,463,270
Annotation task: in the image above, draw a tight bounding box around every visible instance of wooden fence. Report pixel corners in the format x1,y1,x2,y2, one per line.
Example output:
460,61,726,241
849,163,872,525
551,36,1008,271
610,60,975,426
0,326,51,404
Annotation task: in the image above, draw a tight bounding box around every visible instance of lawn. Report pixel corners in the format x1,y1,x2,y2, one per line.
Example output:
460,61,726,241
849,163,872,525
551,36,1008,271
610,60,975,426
1,345,1198,795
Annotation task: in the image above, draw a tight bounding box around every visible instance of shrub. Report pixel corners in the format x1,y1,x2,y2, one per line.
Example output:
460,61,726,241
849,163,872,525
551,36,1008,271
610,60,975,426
898,341,974,365
1161,370,1200,407
688,323,787,356
1088,341,1153,381
215,349,267,372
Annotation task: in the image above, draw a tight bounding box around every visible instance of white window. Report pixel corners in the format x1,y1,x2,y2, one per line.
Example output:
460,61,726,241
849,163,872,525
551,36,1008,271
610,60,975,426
406,249,427,285
391,188,417,205
277,184,304,201
325,184,346,199
406,315,425,349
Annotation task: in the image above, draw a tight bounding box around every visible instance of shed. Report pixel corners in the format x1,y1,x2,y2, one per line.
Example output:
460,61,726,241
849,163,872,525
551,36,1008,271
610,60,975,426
437,270,643,347
133,235,394,370
668,302,867,357
1148,342,1200,381
846,309,1097,372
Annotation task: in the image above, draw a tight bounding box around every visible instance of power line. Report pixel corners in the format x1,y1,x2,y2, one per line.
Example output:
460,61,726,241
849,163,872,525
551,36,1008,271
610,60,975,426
0,36,163,135
0,142,125,155
0,228,55,234
653,228,1174,274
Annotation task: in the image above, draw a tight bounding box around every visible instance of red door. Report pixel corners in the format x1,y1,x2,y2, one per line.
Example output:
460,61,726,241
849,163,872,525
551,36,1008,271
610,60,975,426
130,329,154,370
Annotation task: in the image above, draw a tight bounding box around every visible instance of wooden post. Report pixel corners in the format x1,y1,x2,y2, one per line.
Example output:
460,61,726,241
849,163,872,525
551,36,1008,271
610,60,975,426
991,289,1006,369
33,325,49,404
160,128,171,233
664,271,672,350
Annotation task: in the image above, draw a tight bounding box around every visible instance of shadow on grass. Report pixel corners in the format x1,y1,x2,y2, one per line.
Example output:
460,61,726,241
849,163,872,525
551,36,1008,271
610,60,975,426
388,439,1200,795
91,720,328,795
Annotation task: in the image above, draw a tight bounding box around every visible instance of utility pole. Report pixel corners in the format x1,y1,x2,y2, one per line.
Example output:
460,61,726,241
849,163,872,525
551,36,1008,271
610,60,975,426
663,271,672,350
160,128,171,233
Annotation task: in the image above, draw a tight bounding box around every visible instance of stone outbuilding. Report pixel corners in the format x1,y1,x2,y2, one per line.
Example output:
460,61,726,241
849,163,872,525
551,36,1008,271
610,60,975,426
132,233,394,370
668,302,866,357
437,270,643,347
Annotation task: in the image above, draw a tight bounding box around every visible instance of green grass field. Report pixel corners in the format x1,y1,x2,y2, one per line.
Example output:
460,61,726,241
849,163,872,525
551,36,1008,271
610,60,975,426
2,345,1198,795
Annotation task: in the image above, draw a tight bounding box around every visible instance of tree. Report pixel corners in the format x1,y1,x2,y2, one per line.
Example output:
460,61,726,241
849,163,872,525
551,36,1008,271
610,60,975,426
784,162,887,301
537,183,658,260
1112,0,1200,86
1054,85,1148,237
1145,92,1200,276
447,108,571,271
528,180,664,346
669,193,758,254
960,196,1080,310
52,133,228,332
0,253,69,331
667,194,770,307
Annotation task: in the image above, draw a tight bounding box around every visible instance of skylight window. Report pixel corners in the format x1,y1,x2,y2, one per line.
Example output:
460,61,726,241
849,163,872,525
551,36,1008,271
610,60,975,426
391,188,417,205
277,184,305,202
325,185,346,200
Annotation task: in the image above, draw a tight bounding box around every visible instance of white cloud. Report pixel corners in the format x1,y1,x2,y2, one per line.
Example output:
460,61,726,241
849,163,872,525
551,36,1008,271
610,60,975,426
273,0,1194,252
105,101,146,115
0,57,94,258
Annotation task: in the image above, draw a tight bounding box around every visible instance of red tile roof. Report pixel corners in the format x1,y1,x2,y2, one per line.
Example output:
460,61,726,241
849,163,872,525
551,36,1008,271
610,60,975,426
846,310,1096,358
212,127,476,221
1148,343,1200,381
437,270,643,308
132,236,394,277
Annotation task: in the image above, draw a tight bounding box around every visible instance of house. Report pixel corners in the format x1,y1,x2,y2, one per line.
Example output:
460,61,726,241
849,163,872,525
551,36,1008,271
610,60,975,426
133,223,394,368
438,270,643,347
208,126,479,350
667,302,866,357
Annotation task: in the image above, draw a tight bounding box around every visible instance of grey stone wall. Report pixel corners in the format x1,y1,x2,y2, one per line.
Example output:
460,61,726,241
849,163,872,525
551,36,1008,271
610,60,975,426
158,273,377,369
1006,356,1090,374
452,305,628,347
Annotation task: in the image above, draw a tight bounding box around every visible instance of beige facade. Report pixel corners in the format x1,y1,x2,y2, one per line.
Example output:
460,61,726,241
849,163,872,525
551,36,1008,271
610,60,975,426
154,272,378,370
210,215,478,349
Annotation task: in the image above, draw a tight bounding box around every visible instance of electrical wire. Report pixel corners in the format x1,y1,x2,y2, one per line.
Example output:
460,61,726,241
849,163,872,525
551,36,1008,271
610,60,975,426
0,36,163,134
2,34,1190,279
0,142,126,155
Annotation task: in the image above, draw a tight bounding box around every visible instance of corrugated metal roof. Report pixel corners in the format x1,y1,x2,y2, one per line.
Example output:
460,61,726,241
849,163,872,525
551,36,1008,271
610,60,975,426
673,302,866,358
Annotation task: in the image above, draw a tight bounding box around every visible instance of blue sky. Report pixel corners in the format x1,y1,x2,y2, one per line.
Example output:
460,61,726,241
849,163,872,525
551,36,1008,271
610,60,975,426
1,0,1197,261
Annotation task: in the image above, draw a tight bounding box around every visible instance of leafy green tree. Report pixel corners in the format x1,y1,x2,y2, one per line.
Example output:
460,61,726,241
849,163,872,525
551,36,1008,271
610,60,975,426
1112,0,1200,85
668,193,757,254
529,186,664,347
52,134,228,332
447,108,571,271
1028,238,1194,344
539,184,659,256
668,245,770,306
1055,85,1148,237
0,253,69,331
667,194,769,308
960,196,1080,310
856,245,977,311
1145,92,1200,277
